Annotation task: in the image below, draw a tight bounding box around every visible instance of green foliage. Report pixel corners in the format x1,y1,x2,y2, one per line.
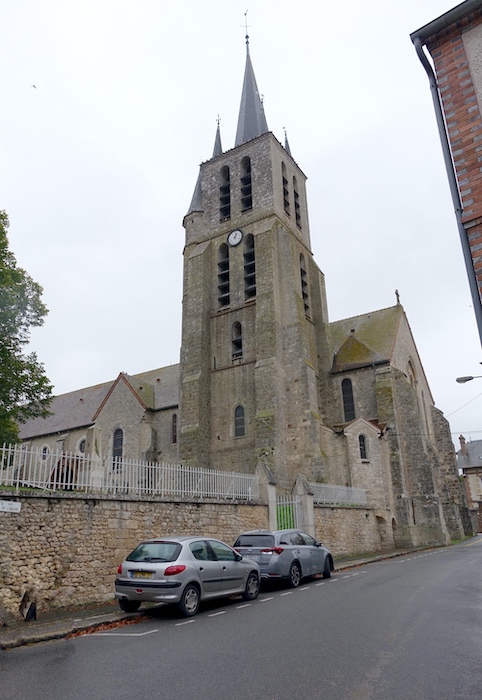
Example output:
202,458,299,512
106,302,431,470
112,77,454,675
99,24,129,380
0,211,52,443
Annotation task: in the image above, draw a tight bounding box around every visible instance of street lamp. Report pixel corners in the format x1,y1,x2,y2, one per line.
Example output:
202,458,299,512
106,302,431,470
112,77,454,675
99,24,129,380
456,375,482,384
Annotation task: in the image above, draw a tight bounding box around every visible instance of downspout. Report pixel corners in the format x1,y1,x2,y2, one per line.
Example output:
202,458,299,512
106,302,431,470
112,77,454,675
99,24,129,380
413,37,482,349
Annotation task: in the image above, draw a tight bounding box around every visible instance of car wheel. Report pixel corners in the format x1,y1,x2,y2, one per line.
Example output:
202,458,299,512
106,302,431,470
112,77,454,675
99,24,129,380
177,583,200,617
118,599,141,613
242,572,260,601
288,562,301,588
322,556,332,579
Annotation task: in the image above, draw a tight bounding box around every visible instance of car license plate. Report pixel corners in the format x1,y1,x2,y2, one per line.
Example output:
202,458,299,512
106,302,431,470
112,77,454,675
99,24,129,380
131,571,153,579
247,554,260,561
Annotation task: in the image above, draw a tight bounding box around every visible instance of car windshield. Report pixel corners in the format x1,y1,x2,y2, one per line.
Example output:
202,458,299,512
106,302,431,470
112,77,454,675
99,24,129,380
234,534,275,548
126,542,181,562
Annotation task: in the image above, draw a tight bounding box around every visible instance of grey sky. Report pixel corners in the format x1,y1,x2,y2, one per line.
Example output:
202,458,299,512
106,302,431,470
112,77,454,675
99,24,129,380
1,0,481,447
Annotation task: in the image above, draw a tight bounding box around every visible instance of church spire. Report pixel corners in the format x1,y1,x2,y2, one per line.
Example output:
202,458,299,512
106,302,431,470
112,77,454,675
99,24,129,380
212,117,223,157
235,33,269,147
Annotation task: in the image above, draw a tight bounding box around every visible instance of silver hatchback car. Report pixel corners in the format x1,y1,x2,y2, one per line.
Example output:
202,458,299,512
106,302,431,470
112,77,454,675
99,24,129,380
233,529,334,587
115,536,260,616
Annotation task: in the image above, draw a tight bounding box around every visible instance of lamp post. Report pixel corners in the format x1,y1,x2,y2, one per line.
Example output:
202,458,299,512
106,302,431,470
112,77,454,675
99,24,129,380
456,375,482,384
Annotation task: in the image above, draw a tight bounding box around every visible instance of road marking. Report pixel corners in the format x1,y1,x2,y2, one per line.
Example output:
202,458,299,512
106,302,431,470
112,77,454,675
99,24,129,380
465,539,482,548
314,582,325,586
89,629,160,637
175,619,196,626
299,586,309,590
208,610,226,617
259,596,274,602
280,591,293,596
467,559,478,565
236,603,252,608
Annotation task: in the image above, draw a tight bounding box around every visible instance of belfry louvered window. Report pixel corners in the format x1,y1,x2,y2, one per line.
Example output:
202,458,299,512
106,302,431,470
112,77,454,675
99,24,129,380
240,157,252,212
234,405,246,437
232,322,243,359
282,162,290,215
300,253,309,315
293,176,301,229
342,379,355,422
220,166,231,221
244,233,256,300
218,244,230,308
172,414,178,444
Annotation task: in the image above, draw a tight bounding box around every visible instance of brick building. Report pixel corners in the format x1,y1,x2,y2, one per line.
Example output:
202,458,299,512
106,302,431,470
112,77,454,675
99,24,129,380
411,0,482,344
19,34,472,548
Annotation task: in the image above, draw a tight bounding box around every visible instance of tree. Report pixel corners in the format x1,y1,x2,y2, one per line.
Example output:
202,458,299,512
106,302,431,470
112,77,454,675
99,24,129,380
0,211,52,443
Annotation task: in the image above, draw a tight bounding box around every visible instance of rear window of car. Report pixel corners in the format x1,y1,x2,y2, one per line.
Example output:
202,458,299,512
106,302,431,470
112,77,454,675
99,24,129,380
126,542,181,562
234,534,275,548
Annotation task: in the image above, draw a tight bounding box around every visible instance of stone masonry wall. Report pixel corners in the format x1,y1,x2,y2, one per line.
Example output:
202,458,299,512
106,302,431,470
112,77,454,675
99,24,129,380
0,491,268,618
315,506,382,556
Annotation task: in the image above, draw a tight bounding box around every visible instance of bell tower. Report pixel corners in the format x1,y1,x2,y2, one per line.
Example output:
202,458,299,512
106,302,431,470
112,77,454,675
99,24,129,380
179,37,331,490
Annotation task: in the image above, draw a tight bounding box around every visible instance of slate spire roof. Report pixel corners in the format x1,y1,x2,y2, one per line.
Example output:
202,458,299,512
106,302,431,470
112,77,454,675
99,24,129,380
235,35,269,147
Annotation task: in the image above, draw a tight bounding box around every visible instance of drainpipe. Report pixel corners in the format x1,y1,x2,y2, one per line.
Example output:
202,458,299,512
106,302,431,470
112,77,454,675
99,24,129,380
413,37,482,349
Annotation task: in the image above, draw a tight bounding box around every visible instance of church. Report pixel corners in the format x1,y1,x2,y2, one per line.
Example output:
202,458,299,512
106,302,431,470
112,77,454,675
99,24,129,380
19,36,471,548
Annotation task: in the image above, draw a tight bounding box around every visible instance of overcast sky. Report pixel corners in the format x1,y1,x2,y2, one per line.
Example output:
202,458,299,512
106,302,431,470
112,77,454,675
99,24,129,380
1,0,481,448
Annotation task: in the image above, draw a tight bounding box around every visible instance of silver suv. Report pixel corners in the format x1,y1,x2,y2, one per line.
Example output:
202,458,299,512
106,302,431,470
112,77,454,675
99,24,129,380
233,529,334,588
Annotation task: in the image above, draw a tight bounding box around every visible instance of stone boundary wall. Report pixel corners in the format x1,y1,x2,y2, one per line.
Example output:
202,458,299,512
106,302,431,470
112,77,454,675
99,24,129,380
0,492,382,618
0,491,268,617
315,505,382,556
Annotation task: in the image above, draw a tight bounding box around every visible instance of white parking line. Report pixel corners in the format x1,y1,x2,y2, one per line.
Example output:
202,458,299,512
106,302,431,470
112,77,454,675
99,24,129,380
208,610,226,617
259,596,274,602
299,586,309,591
314,582,325,586
236,603,252,609
89,629,160,637
280,591,293,596
175,619,196,626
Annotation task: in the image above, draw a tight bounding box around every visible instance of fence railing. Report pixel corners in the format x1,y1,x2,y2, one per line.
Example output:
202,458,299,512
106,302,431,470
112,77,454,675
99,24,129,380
276,494,302,529
310,483,368,507
0,443,259,501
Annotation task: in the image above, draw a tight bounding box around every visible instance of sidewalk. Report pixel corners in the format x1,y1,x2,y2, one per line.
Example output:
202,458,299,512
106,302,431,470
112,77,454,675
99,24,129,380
0,548,429,650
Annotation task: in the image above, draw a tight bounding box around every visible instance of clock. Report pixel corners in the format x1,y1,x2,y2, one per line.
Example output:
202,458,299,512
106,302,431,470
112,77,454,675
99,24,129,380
227,229,243,246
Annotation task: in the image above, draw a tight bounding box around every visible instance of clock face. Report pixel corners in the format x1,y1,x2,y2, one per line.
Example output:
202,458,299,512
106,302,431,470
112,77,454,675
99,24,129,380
228,229,243,246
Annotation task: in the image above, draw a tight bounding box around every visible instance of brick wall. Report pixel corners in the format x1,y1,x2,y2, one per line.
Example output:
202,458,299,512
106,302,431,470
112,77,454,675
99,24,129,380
428,17,482,300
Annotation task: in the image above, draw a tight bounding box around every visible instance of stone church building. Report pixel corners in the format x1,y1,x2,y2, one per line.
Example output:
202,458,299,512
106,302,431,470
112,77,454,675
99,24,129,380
19,37,471,548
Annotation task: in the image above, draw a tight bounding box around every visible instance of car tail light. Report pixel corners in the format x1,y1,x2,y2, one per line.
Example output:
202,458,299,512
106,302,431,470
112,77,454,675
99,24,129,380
117,564,123,574
261,547,284,555
164,565,187,576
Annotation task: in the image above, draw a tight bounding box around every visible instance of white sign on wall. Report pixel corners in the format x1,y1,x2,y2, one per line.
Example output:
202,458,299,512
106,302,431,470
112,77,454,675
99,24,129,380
0,500,21,513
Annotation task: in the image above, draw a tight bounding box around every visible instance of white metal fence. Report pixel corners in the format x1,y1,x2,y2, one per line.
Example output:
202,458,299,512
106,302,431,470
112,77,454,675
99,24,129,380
310,483,368,506
0,443,259,501
276,494,302,529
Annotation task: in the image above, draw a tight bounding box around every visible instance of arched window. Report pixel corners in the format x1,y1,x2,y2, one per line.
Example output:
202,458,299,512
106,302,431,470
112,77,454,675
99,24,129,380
234,405,245,437
244,233,256,299
342,378,355,422
77,438,86,454
172,414,178,444
293,176,301,229
240,157,252,211
282,162,290,215
41,445,50,461
113,428,123,468
220,166,231,220
359,434,368,460
217,244,230,307
300,253,309,315
232,322,243,359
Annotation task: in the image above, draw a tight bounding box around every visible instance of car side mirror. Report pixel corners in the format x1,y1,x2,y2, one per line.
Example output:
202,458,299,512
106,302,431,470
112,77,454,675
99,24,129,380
235,553,243,562
315,541,322,547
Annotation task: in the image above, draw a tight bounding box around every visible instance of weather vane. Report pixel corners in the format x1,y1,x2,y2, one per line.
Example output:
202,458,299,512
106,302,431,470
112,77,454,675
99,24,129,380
242,9,251,44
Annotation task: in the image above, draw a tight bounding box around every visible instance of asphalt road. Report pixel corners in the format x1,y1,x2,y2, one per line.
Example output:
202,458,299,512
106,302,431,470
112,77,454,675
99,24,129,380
2,540,482,700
